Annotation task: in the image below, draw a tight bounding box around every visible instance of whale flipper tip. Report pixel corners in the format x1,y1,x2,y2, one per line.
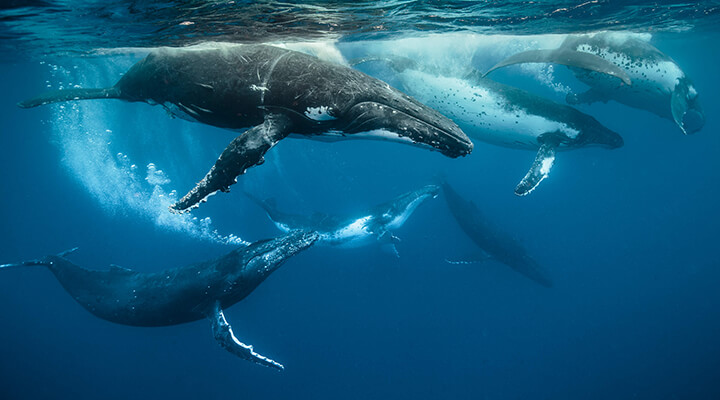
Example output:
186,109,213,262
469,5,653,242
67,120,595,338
515,142,557,196
210,303,285,371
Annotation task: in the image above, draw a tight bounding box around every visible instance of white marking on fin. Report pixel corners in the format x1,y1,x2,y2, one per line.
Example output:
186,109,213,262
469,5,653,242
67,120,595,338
250,84,269,92
195,83,214,90
304,106,337,121
210,304,284,371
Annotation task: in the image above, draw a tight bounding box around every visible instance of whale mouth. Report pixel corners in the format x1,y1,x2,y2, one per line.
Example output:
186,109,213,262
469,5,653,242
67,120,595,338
342,101,473,158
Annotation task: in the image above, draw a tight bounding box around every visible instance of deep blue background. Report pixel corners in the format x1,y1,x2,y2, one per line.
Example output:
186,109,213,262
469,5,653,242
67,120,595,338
1,32,719,399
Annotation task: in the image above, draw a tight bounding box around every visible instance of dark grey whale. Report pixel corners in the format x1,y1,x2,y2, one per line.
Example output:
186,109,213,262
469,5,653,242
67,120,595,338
442,181,553,288
0,230,319,370
18,44,472,212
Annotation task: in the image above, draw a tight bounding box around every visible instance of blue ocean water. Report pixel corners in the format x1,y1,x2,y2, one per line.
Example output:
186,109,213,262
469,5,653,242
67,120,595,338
1,2,720,399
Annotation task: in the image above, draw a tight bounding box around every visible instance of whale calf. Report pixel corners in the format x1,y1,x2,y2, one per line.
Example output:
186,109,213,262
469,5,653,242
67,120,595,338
442,181,553,288
0,230,319,370
354,57,622,195
485,32,705,135
247,185,439,256
18,44,472,212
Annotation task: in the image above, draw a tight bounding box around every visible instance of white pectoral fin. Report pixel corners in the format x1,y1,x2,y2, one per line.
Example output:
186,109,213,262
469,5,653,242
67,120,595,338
515,142,556,196
671,86,689,134
209,303,284,371
377,230,401,258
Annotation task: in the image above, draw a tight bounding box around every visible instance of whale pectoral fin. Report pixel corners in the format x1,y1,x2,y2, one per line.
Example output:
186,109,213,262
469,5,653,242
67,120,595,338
515,142,557,196
671,86,690,134
381,243,400,258
484,49,632,85
209,303,284,371
377,230,401,258
171,114,293,213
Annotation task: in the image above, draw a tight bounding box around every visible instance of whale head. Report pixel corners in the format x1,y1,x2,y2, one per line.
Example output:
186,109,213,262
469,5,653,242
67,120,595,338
338,87,473,158
240,230,319,279
570,114,624,149
215,230,319,295
377,184,440,230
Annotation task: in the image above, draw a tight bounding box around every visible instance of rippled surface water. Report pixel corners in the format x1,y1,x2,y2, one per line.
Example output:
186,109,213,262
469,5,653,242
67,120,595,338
2,1,720,58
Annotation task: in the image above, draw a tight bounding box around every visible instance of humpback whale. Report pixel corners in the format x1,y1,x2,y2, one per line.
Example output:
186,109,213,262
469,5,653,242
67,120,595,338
442,181,553,288
485,32,705,135
0,231,319,370
18,44,472,212
247,185,439,256
353,57,622,195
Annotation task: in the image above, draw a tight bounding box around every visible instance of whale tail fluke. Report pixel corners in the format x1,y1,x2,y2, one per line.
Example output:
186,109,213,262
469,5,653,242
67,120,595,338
18,87,121,108
0,247,79,269
0,259,50,269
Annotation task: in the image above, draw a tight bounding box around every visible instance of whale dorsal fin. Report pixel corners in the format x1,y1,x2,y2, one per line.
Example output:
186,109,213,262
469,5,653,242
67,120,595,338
208,302,284,371
484,49,632,86
515,140,557,196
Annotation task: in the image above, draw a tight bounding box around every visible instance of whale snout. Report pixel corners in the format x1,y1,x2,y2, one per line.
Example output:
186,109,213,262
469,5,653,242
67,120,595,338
270,230,320,257
601,130,624,149
342,98,473,158
248,230,319,271
578,117,624,149
420,184,441,199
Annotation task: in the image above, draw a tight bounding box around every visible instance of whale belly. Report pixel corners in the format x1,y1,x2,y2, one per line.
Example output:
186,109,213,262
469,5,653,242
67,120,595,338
396,70,578,149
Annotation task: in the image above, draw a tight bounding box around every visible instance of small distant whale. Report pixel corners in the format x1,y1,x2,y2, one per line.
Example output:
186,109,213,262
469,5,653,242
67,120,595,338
442,181,553,287
247,185,440,256
18,44,472,212
485,32,705,134
0,231,319,370
353,57,622,195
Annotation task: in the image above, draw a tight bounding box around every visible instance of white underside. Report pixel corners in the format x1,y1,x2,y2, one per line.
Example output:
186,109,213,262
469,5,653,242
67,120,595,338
396,70,579,149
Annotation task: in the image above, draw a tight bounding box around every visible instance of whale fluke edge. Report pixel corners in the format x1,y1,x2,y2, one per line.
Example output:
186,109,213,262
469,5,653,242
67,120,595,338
17,88,121,108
